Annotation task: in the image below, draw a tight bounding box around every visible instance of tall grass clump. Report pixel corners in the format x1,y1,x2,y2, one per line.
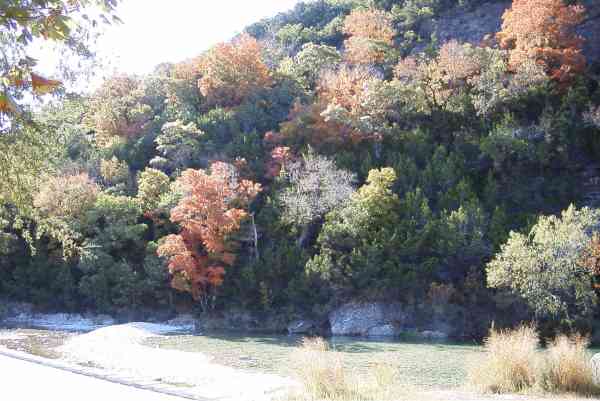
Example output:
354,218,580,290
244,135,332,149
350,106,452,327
467,325,539,393
289,338,409,401
538,334,600,396
291,337,350,400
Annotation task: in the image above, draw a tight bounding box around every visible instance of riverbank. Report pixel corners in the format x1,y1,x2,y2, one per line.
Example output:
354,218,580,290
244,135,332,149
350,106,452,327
1,323,599,401
1,347,597,401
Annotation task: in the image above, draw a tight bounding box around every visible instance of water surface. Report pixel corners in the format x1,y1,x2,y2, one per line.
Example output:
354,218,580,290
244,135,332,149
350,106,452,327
146,332,484,388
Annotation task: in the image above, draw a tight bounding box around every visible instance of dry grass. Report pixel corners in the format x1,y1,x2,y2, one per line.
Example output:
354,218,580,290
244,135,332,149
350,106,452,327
538,334,600,396
467,325,539,393
287,337,412,401
291,337,350,400
468,326,600,397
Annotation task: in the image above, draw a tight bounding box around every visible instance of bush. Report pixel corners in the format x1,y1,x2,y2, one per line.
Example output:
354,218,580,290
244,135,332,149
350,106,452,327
538,334,600,396
467,325,539,393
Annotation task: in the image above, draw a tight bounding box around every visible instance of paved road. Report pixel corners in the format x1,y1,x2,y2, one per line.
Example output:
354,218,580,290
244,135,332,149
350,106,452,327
0,353,190,401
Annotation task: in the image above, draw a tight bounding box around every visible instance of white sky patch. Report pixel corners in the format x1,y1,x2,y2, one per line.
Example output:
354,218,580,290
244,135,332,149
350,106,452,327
30,0,301,93
97,0,300,74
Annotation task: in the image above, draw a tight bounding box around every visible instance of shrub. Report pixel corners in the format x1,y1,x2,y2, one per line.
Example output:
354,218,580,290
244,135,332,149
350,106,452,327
467,325,539,393
538,334,600,396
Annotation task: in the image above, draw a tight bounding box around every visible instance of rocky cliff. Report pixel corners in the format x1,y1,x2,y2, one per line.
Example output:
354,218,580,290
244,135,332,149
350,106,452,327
417,0,600,64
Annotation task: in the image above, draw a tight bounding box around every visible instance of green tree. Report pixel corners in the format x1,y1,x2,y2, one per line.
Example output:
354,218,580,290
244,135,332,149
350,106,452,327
487,205,599,323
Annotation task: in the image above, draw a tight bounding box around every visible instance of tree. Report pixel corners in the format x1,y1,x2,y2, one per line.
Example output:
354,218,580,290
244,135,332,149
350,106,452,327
157,162,260,306
136,168,170,214
150,120,204,173
265,146,292,179
198,33,273,108
279,149,355,245
77,192,148,311
278,65,392,150
278,42,341,90
100,157,130,188
0,0,120,125
395,40,483,113
0,1,119,210
87,75,156,147
580,234,600,289
394,40,548,118
487,205,599,323
0,122,65,210
496,0,586,84
34,172,100,221
583,105,600,129
469,47,548,117
342,8,396,65
306,167,401,292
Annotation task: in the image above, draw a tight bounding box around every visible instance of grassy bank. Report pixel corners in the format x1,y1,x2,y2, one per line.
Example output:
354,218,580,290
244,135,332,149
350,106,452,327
467,326,600,397
285,328,599,401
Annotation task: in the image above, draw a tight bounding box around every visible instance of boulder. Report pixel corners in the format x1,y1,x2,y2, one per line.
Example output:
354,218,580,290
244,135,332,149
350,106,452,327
197,309,288,333
329,302,406,336
367,324,400,337
1,301,34,319
287,319,316,335
419,330,449,341
592,353,600,386
166,314,197,331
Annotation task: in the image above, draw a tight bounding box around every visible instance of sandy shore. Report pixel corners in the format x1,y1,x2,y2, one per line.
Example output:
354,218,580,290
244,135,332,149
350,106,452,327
58,323,297,401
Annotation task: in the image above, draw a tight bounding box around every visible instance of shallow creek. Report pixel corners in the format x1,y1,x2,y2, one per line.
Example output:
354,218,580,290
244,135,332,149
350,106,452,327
0,326,484,389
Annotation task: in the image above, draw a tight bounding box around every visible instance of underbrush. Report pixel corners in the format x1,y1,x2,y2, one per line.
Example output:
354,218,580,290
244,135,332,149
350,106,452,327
467,325,600,397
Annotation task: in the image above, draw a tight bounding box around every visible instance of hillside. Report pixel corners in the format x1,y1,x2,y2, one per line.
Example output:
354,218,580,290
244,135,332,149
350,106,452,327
1,0,600,341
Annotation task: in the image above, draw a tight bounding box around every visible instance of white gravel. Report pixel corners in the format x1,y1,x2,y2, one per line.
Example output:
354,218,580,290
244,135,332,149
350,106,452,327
59,323,296,401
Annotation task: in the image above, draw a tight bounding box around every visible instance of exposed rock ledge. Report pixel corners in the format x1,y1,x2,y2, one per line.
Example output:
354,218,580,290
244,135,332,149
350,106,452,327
328,302,450,340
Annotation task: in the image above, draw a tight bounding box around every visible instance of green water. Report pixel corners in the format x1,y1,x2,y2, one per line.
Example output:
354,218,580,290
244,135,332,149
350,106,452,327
146,333,484,389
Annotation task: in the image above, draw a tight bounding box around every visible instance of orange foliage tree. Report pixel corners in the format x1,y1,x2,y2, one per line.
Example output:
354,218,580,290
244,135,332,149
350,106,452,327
496,0,586,84
198,33,273,108
342,8,396,65
276,66,388,151
157,162,261,305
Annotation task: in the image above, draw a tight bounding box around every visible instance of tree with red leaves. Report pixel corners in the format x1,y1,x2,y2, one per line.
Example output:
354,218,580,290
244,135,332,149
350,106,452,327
496,0,586,84
157,162,260,307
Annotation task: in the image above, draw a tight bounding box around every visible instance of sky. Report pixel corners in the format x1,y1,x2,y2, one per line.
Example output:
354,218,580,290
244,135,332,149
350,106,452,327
95,0,301,75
